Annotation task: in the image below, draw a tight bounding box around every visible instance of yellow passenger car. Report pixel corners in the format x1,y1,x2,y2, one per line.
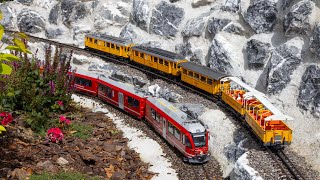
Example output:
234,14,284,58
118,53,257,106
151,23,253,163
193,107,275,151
179,62,227,95
130,46,188,76
85,34,134,59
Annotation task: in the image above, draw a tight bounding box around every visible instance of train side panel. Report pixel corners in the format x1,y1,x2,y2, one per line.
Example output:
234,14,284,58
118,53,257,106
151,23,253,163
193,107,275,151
221,91,245,115
73,74,99,96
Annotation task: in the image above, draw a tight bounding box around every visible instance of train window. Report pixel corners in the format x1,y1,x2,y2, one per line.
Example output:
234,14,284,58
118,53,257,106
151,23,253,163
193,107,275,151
111,44,115,49
185,137,192,148
135,51,139,56
188,71,193,77
94,39,98,44
106,43,110,47
75,77,92,87
182,69,187,75
168,123,174,134
174,128,181,140
128,96,140,108
98,84,105,92
159,59,163,64
105,86,113,98
116,45,120,50
89,38,92,42
151,108,159,122
164,61,169,66
200,76,206,83
140,53,144,58
207,79,213,85
156,113,161,121
194,73,199,79
154,57,158,62
174,63,177,68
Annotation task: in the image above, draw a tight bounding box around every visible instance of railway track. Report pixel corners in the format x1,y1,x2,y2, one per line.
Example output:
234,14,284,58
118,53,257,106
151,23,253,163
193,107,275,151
6,30,306,179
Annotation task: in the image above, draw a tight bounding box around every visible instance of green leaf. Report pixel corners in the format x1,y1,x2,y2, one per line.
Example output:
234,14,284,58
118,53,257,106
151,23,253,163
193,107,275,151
0,53,20,62
16,32,29,40
0,63,12,75
0,10,3,21
13,38,27,53
0,125,6,132
5,45,32,54
0,24,4,41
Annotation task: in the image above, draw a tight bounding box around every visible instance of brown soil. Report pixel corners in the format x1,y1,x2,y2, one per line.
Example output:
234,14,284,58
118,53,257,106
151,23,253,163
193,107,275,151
0,108,154,179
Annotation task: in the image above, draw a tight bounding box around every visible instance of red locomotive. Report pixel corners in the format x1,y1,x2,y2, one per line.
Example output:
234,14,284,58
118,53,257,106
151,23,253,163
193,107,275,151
71,70,210,163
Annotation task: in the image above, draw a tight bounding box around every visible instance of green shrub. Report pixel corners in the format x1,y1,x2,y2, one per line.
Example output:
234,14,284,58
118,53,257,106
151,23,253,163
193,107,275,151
70,122,93,140
30,171,101,180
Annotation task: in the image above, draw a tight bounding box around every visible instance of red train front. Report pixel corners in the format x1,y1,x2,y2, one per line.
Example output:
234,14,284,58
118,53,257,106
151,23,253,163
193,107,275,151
145,97,210,163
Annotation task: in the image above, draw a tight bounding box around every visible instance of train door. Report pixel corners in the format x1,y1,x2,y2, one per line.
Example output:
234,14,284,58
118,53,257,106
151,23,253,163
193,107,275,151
162,119,166,138
118,92,124,109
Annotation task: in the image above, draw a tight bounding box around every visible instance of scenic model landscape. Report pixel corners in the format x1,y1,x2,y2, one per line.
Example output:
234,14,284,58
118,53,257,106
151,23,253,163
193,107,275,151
0,0,320,179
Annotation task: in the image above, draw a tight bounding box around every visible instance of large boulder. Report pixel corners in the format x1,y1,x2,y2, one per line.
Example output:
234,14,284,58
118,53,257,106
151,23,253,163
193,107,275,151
49,3,60,25
190,49,203,65
61,0,88,27
149,1,184,37
119,24,138,43
175,42,192,58
223,22,244,35
17,9,46,33
208,38,232,75
207,17,231,38
297,65,320,117
265,42,302,94
310,24,320,57
221,0,240,13
192,0,214,8
246,39,271,69
0,5,15,29
181,16,206,37
244,0,278,33
232,153,263,180
131,0,149,31
283,0,313,36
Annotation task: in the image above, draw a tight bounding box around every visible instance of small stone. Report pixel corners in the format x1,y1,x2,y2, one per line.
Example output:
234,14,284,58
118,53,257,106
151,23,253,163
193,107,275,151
57,157,69,166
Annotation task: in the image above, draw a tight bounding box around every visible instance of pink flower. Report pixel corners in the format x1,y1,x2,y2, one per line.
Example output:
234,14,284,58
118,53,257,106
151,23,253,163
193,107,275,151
59,115,71,125
56,101,63,107
0,112,13,126
47,127,64,143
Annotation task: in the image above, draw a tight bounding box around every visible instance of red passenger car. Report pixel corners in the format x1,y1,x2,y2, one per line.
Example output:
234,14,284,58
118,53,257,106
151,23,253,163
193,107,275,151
97,76,146,119
73,70,99,96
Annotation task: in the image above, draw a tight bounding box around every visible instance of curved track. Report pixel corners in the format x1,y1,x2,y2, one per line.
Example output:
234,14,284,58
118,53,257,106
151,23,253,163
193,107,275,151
5,30,306,179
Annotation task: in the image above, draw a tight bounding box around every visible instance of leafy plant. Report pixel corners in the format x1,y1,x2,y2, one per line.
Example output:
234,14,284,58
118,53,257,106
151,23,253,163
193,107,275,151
70,122,93,140
30,171,101,180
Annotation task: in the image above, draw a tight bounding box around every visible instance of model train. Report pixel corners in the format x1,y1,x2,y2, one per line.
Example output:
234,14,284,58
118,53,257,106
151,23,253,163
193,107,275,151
84,33,293,146
72,69,210,163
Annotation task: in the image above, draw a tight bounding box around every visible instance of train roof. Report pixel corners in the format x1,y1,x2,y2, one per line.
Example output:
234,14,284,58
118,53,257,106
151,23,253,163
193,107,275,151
131,46,185,63
179,62,228,80
74,69,101,79
86,33,132,46
147,97,205,134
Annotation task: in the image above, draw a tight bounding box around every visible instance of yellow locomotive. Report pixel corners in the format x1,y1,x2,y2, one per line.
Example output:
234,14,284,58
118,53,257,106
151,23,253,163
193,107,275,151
84,33,293,146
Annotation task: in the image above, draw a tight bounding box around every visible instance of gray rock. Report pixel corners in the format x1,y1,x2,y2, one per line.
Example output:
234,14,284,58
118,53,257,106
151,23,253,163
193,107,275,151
281,0,292,10
175,103,206,117
160,88,181,103
96,7,128,26
297,65,320,117
45,28,63,39
192,0,214,8
246,39,271,69
181,16,206,37
207,17,231,38
0,5,15,29
92,0,100,9
208,39,232,74
131,0,149,31
72,57,89,65
266,44,302,94
221,0,240,13
175,42,192,58
170,0,181,2
61,0,77,26
17,0,33,5
283,0,312,36
223,22,244,35
111,71,147,88
190,49,203,64
224,132,248,162
310,24,320,57
149,1,184,37
72,3,88,22
49,3,60,25
88,63,116,75
17,9,46,33
244,0,278,33
117,4,130,17
120,24,137,43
